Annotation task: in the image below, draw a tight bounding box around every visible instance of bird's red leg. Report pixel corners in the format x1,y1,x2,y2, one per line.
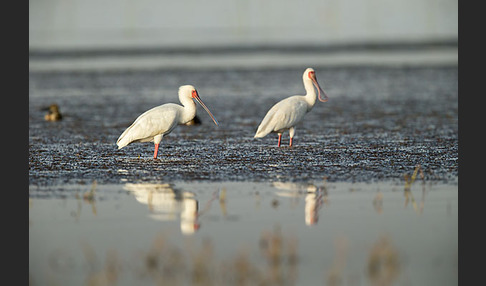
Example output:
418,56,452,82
289,137,293,147
153,144,159,159
277,134,282,147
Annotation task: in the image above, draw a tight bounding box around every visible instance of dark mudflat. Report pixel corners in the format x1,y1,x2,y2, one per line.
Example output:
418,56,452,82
29,66,458,185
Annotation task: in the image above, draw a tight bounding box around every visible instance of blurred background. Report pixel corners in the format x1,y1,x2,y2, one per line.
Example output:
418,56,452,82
30,0,458,49
29,0,458,71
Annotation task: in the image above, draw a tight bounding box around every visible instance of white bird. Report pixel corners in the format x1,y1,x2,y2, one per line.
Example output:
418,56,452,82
116,85,219,159
254,68,329,147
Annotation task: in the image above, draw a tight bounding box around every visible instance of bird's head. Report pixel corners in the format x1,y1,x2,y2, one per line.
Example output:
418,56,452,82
304,68,329,102
179,85,219,126
41,104,60,114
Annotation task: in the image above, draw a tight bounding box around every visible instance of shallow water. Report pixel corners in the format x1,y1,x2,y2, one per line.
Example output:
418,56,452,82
29,49,458,285
29,180,457,285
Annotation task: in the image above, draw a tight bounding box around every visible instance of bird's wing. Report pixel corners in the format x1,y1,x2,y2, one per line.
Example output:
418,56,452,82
117,104,180,147
272,98,308,130
255,97,307,137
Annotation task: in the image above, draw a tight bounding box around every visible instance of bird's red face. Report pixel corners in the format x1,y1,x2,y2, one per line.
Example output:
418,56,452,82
308,70,329,102
308,70,316,80
191,89,219,126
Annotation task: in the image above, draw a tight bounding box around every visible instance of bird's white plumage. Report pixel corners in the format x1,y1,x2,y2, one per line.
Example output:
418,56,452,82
116,104,180,148
116,85,218,158
254,68,329,146
254,96,308,138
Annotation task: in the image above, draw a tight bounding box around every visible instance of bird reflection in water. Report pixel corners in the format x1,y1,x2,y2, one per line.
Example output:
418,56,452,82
305,190,325,225
124,183,200,235
272,180,327,226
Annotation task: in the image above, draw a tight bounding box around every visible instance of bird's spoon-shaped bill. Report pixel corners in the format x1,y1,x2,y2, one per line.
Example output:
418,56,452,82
192,91,219,126
311,76,329,102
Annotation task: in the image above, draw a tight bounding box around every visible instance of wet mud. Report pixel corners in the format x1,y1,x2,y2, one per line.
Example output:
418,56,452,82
29,66,458,185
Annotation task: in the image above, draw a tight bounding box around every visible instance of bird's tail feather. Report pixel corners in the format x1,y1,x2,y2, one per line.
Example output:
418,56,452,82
116,134,131,149
254,113,275,138
254,124,272,138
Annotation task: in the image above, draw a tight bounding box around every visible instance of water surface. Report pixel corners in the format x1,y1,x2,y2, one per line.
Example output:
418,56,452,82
29,48,458,285
29,180,457,285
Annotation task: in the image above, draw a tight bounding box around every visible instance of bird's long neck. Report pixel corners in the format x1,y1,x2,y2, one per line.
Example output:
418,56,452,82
179,97,197,124
303,79,317,110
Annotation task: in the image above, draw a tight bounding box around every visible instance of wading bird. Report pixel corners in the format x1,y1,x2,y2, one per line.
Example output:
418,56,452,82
116,85,219,159
254,68,329,147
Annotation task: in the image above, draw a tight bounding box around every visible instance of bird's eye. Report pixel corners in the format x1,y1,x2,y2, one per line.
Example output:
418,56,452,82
192,90,198,97
308,71,315,79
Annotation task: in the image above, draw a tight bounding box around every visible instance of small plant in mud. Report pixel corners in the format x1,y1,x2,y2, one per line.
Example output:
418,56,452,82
403,164,427,214
403,164,425,190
